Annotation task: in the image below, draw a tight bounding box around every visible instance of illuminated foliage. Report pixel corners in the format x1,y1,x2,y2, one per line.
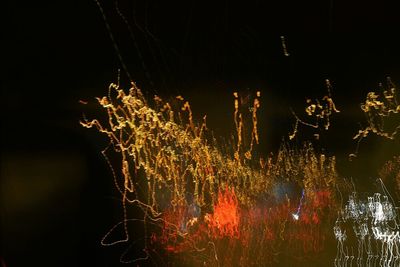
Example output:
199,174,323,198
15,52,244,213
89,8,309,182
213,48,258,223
81,81,342,266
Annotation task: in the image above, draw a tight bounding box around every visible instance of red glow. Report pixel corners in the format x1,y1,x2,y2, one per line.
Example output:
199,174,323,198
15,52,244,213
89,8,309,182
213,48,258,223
154,188,335,261
207,186,240,238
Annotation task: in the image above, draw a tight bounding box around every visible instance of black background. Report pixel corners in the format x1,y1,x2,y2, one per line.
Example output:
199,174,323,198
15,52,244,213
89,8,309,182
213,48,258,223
2,0,400,266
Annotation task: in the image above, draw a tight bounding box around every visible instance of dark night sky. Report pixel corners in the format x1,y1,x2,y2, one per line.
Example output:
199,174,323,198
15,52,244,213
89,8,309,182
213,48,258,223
2,0,400,266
